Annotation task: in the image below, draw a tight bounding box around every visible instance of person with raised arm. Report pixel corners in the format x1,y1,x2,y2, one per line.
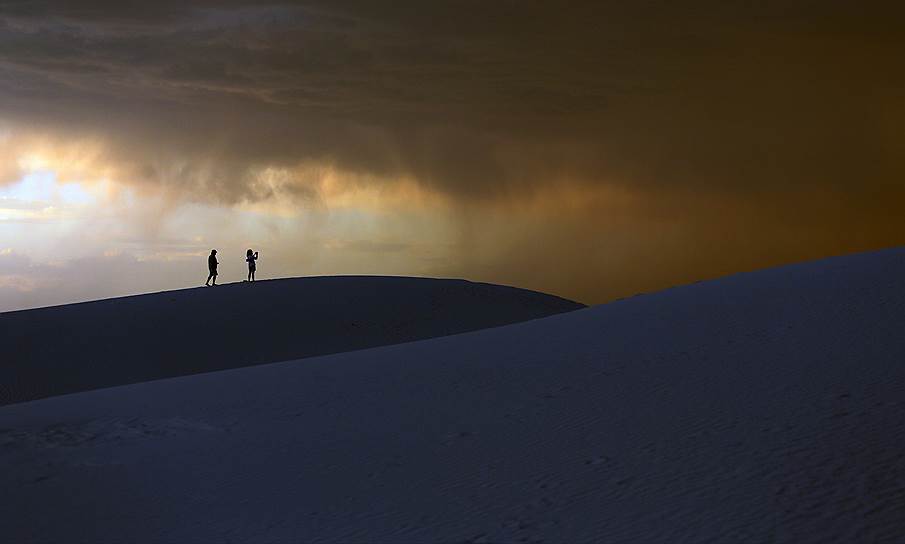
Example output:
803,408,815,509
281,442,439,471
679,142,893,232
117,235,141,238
246,249,258,282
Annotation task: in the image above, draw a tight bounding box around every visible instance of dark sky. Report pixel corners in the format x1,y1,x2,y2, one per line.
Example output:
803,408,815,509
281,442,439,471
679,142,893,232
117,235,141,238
0,1,903,306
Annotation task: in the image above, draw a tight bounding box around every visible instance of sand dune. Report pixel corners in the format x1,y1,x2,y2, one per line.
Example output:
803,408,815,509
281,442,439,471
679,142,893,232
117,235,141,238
3,249,905,542
0,276,583,406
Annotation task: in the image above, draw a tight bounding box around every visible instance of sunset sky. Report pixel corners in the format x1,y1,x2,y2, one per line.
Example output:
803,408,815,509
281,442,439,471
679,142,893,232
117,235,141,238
1,1,903,311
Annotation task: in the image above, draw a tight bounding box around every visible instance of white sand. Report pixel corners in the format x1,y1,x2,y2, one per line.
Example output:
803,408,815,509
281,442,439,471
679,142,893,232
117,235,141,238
2,249,905,542
0,276,582,406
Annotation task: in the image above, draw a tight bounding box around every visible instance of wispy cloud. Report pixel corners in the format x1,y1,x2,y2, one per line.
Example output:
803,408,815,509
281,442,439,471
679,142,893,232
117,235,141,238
0,2,903,306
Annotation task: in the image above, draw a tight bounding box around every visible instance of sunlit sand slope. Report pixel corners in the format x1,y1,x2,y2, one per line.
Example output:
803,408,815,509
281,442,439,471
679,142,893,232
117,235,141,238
0,276,583,405
2,249,905,542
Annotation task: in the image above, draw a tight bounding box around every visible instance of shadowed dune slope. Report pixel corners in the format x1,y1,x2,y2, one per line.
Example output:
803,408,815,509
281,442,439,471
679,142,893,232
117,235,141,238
3,248,905,542
0,276,583,405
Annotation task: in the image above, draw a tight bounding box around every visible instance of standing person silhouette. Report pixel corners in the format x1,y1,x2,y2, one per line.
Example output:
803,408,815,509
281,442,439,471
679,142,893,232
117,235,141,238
206,249,218,286
246,249,258,282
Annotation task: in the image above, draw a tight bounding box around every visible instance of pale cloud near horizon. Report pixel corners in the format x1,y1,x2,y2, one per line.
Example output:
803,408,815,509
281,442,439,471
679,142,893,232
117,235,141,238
0,1,904,309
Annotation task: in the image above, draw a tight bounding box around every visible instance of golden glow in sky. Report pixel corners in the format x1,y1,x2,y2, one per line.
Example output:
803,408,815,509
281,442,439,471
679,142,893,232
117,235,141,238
0,2,903,311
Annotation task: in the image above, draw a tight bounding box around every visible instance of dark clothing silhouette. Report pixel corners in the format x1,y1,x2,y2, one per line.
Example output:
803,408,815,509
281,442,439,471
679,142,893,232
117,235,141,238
246,250,258,282
206,251,219,286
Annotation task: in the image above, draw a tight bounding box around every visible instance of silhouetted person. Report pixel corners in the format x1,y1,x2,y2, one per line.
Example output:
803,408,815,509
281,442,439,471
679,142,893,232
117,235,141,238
206,249,218,286
246,249,258,282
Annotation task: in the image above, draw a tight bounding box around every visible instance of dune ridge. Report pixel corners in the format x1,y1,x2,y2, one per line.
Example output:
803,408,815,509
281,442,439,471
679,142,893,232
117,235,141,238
0,276,583,406
3,249,905,541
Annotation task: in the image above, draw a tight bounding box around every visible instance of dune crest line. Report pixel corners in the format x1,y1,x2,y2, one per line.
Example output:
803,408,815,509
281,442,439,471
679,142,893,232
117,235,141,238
0,276,583,406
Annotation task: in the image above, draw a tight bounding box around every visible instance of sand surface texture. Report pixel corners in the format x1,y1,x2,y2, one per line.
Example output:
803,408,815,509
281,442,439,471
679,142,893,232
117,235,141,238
3,250,905,542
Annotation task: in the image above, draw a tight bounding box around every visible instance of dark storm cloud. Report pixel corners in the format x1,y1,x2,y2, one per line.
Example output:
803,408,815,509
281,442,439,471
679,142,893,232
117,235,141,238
1,1,904,304
2,0,900,202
